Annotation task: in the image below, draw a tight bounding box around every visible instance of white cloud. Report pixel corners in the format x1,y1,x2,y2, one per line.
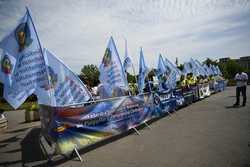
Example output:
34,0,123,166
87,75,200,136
0,0,250,73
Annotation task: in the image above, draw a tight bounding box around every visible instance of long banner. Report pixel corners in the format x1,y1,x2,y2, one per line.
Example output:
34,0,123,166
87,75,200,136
39,81,225,155
40,93,177,155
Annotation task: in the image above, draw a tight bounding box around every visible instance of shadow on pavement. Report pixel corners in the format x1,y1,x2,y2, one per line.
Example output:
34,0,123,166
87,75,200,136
20,127,47,166
225,105,242,109
0,113,172,167
7,127,30,134
228,95,236,98
0,160,22,166
0,143,7,149
4,148,21,153
50,113,170,166
0,128,48,166
0,136,19,144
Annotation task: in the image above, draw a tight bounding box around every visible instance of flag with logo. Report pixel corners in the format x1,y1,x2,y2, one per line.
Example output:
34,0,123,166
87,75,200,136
165,57,182,81
138,48,149,93
0,8,49,109
157,54,168,90
35,49,92,106
99,36,128,97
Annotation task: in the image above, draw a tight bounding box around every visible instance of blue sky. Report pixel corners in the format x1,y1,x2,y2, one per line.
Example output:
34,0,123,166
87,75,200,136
0,0,250,73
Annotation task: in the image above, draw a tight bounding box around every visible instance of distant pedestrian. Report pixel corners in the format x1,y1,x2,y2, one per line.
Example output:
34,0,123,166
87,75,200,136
234,70,248,107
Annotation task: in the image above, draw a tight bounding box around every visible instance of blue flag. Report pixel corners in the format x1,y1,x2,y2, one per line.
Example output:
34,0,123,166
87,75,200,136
0,8,48,109
216,65,222,76
203,64,213,76
165,57,182,81
138,48,149,93
156,54,169,91
123,39,132,73
194,60,206,76
157,54,168,76
189,58,200,76
35,49,92,106
99,37,128,97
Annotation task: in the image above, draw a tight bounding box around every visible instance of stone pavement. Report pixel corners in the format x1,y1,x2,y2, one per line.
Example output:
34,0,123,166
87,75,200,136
0,86,249,167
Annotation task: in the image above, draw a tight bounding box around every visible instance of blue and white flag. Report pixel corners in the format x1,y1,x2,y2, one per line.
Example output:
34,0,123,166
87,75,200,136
194,60,206,76
35,49,92,106
189,58,200,76
157,54,169,90
0,8,48,109
157,54,168,76
212,65,219,75
138,48,149,93
202,64,210,76
216,65,222,76
165,57,182,81
99,36,128,97
123,39,132,73
209,65,215,75
203,64,213,76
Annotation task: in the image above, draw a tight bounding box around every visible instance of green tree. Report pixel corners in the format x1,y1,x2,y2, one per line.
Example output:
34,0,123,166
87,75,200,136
219,59,245,79
178,64,184,71
148,69,157,81
127,73,136,83
80,64,100,87
203,58,218,66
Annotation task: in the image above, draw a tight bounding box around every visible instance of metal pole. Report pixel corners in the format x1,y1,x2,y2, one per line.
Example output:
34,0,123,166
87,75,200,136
74,145,83,162
132,127,141,135
144,122,151,129
26,7,54,105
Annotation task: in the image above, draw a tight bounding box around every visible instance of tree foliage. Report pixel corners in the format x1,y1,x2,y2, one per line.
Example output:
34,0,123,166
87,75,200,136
203,58,218,66
80,64,100,87
127,73,136,83
148,69,157,81
219,59,245,79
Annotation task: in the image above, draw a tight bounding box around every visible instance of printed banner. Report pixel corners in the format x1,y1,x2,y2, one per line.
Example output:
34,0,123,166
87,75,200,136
40,93,176,155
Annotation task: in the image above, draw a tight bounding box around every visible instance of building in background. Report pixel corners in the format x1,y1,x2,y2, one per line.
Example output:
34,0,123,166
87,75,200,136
219,56,250,70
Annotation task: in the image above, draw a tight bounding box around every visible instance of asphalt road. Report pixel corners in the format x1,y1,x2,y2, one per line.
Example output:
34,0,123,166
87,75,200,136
0,86,249,167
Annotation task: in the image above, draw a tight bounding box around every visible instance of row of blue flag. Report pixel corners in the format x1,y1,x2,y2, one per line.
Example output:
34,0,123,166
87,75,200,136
0,8,222,109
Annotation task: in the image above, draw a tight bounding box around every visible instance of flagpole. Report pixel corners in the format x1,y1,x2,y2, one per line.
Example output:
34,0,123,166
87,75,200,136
131,63,139,95
124,38,139,95
26,7,54,105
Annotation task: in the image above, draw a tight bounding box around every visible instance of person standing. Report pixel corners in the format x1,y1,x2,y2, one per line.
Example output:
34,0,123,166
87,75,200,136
234,70,248,107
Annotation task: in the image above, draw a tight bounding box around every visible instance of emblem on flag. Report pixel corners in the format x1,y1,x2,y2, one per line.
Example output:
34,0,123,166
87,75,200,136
40,66,58,90
102,48,112,67
1,55,13,74
15,22,33,52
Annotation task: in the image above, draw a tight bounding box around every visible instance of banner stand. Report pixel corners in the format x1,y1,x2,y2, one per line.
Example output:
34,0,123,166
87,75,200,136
73,145,83,162
144,122,151,129
132,127,141,135
39,134,56,163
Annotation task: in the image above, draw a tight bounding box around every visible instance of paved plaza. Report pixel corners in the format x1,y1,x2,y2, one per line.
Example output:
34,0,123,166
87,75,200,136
0,86,249,167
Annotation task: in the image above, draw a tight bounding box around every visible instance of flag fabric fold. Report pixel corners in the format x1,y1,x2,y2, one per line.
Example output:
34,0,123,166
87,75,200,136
0,9,48,109
138,48,149,93
99,37,128,97
35,48,92,106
